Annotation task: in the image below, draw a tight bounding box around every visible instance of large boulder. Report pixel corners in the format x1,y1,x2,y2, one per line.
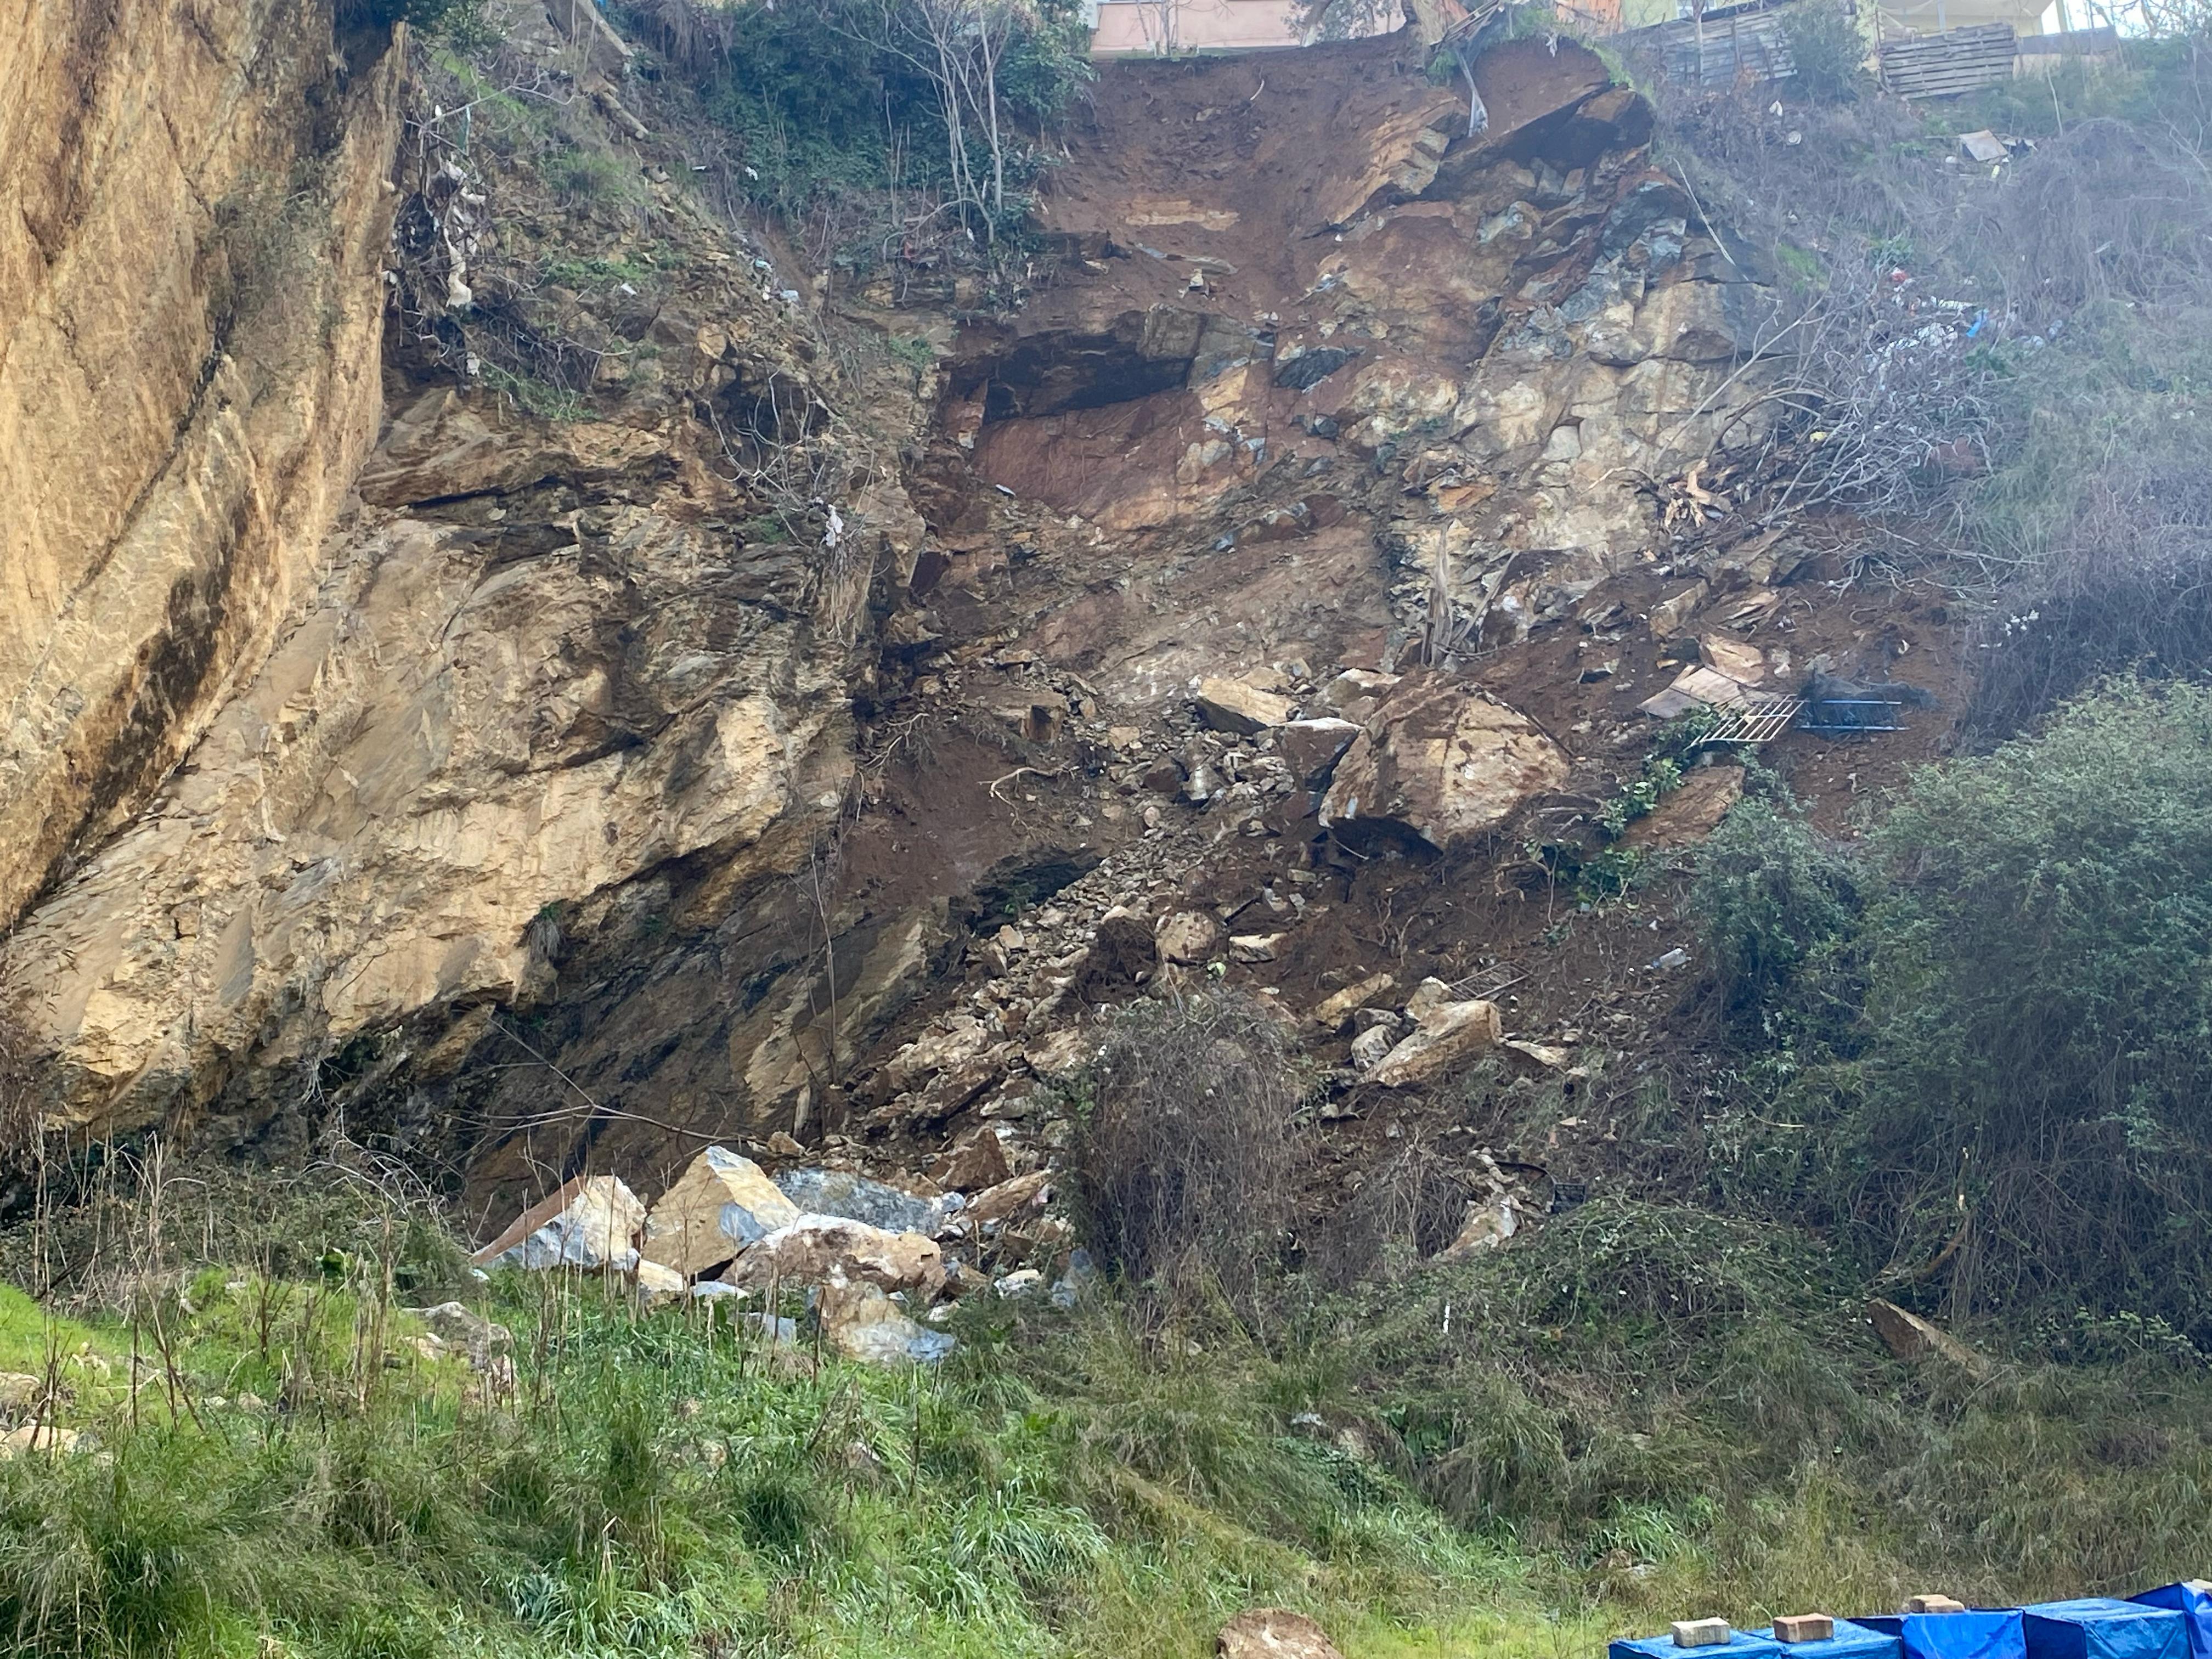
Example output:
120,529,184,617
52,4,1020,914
1276,718,1362,788
772,1168,954,1236
472,1176,644,1273
1156,910,1226,966
722,1216,946,1299
1319,676,1567,853
818,1279,957,1365
1364,979,1503,1088
1195,676,1294,735
645,1146,803,1275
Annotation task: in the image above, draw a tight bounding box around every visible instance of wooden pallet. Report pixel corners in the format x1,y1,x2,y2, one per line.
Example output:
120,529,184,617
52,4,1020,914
1878,22,2017,99
1618,8,1797,87
1697,696,1805,746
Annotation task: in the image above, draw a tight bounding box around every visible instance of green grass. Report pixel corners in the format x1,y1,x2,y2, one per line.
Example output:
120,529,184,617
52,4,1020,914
7,1188,2212,1659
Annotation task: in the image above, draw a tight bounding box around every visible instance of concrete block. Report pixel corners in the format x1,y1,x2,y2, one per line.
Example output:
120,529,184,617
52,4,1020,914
1673,1621,1734,1648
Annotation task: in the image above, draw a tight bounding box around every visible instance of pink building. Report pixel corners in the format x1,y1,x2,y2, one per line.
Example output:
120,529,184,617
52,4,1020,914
1087,0,1406,54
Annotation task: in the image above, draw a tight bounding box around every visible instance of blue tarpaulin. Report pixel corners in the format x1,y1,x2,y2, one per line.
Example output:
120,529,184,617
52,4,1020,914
2132,1585,2212,1659
1859,1609,2028,1659
1750,1620,1902,1659
2023,1600,2189,1659
1612,1633,1786,1659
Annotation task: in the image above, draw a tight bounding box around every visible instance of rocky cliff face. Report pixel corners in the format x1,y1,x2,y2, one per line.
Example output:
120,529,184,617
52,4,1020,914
1,0,932,1152
0,2,402,929
1,6,1828,1227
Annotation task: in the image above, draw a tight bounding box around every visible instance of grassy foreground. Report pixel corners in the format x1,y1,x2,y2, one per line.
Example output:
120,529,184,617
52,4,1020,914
2,1185,2211,1659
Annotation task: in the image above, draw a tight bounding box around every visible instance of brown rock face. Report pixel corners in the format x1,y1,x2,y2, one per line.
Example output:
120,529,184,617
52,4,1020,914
0,4,402,928
1320,675,1568,853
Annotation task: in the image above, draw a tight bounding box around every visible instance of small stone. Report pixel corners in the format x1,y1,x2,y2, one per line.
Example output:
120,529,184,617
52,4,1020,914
1673,1621,1733,1649
1650,583,1708,639
766,1131,806,1158
1905,1596,1967,1615
968,1169,1052,1224
939,1127,1013,1192
995,1268,1046,1299
1228,932,1282,963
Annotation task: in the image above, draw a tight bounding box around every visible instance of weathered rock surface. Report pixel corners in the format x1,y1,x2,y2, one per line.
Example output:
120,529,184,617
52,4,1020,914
772,1169,954,1237
1321,677,1568,853
0,3,402,930
645,1147,803,1276
473,1176,645,1273
1364,980,1504,1087
722,1216,947,1300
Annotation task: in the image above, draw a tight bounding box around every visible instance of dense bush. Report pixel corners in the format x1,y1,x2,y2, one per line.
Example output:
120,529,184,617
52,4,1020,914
1069,993,1307,1311
1698,682,2212,1346
622,0,1092,238
1846,682,2212,1335
1779,0,1869,102
1692,798,1861,1038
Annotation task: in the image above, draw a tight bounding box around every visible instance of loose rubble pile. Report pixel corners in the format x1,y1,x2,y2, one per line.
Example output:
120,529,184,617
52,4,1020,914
473,1145,1081,1364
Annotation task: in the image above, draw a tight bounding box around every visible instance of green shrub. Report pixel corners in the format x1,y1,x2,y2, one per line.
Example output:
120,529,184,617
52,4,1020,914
1692,798,1861,1035
1844,681,2212,1339
1780,0,1870,102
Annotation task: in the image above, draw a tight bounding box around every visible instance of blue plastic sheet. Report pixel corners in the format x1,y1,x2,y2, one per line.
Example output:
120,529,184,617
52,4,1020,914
2131,1584,2212,1659
1859,1608,2027,1659
1612,1632,1786,1659
2023,1599,2189,1659
1751,1619,1901,1659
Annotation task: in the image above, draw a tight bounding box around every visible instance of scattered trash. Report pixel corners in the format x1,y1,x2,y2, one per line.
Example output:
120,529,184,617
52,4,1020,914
1647,947,1690,972
1959,129,2007,165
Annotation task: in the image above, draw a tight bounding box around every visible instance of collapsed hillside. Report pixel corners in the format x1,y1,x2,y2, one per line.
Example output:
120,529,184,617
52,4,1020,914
0,3,1962,1259
16,6,2212,1656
